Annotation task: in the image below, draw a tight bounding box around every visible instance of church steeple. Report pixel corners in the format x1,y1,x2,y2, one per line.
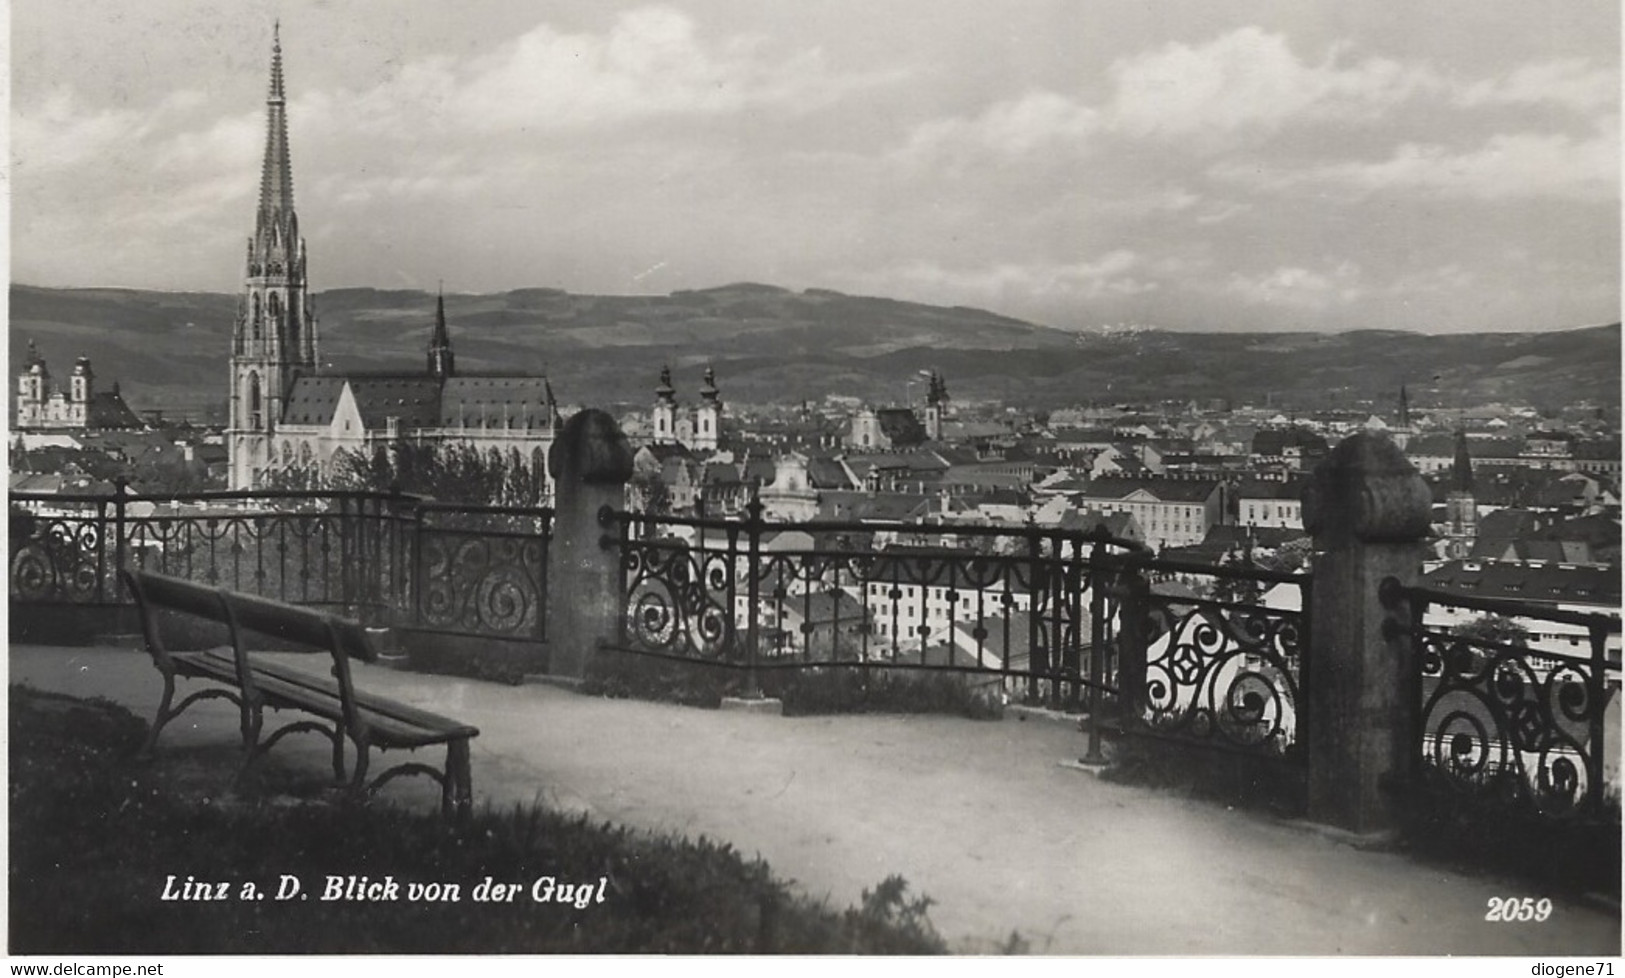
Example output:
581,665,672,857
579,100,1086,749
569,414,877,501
1443,428,1478,557
230,23,316,490
428,287,455,379
1450,428,1474,493
257,21,296,246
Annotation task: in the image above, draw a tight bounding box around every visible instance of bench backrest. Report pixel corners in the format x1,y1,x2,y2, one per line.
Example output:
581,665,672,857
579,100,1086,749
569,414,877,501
124,569,374,659
122,569,378,733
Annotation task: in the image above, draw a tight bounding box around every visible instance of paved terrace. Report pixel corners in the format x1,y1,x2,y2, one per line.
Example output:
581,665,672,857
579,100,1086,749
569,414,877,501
11,643,1620,956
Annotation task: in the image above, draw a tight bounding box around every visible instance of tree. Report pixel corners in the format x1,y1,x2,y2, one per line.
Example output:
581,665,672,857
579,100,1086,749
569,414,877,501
1449,614,1531,649
271,442,551,507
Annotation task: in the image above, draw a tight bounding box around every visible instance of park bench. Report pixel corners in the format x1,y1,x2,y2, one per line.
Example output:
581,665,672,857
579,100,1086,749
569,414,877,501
122,569,477,819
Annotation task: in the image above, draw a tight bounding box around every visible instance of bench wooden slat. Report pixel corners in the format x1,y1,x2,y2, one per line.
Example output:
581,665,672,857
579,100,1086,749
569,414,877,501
194,650,479,739
174,653,469,751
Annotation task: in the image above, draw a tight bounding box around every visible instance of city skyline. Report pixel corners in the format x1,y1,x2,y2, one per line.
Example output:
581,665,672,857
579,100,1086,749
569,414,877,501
11,1,1620,335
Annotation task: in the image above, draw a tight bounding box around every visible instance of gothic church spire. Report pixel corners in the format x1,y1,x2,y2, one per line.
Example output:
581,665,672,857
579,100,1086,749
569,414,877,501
257,21,296,241
428,287,455,379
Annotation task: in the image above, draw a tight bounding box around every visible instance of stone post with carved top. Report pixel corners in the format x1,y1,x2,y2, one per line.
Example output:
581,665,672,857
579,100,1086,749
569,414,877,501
1302,432,1432,833
547,409,634,679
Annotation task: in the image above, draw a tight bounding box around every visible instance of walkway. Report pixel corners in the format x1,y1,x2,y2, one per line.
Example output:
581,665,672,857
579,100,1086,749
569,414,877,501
10,644,1620,955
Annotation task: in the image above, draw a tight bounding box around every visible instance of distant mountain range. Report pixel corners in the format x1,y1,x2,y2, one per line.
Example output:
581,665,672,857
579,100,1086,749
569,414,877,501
9,283,1619,422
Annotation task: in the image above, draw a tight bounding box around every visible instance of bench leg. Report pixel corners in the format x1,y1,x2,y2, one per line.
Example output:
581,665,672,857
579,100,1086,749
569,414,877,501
331,729,346,783
139,672,178,759
445,739,473,824
241,699,263,757
349,737,371,794
142,677,241,759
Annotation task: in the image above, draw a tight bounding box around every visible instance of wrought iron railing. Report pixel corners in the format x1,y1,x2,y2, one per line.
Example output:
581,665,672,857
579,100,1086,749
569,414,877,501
1118,555,1310,761
9,486,551,643
1380,578,1622,819
412,502,552,643
607,502,1308,763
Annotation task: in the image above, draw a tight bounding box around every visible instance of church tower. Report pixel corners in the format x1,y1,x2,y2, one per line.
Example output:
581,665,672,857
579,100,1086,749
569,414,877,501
1393,384,1412,450
229,23,317,490
693,365,721,451
652,365,678,445
16,341,48,429
427,289,455,379
924,370,948,442
1443,428,1478,558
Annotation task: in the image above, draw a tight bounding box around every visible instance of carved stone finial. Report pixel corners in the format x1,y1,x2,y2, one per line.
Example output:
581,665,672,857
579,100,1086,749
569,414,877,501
1302,432,1432,547
548,409,634,485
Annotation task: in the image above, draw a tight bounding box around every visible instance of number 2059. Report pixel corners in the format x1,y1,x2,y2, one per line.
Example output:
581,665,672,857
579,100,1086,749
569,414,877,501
1485,897,1552,922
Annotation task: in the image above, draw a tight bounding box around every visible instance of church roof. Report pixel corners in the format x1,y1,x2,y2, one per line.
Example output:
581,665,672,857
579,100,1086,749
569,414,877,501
348,377,442,429
86,390,144,430
281,376,349,425
280,372,556,431
441,376,554,430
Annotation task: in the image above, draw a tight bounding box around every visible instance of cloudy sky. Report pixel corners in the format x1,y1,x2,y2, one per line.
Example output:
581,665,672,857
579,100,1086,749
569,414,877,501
10,0,1620,333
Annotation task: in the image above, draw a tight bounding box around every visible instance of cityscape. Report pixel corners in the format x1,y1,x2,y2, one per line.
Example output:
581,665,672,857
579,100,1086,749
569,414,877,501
8,1,1621,962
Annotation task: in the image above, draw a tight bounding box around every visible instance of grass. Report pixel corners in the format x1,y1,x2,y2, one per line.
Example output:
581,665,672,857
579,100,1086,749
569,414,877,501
8,684,947,955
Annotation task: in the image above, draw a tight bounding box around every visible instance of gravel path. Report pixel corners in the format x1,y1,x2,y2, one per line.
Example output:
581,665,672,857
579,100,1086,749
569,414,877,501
11,644,1619,955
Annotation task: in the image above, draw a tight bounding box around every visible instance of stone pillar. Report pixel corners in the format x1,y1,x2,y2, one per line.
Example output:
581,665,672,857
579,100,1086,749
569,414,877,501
1301,432,1432,833
546,409,633,680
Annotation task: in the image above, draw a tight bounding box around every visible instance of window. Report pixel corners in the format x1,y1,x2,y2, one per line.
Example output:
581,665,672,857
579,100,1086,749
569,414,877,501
247,373,262,427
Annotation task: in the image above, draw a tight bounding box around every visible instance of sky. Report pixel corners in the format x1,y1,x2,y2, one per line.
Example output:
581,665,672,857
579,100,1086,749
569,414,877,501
9,0,1621,333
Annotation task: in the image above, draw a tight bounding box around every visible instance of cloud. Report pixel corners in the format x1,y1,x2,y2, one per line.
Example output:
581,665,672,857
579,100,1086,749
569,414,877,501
11,91,146,168
897,27,1617,169
1212,128,1618,201
865,251,1160,305
338,6,897,138
1105,28,1441,140
900,90,1101,159
1455,58,1618,115
1226,263,1364,309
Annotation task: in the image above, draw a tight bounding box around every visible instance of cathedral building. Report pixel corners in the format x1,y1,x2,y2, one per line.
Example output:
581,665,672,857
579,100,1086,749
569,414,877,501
227,27,558,493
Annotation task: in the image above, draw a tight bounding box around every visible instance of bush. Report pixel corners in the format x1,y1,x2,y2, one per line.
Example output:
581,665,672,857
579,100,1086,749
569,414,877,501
769,667,1004,721
1390,766,1622,900
584,649,1005,721
8,685,948,955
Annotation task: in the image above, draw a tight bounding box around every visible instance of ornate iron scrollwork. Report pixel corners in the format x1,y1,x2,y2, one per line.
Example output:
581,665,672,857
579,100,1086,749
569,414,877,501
1140,598,1303,756
1417,630,1601,817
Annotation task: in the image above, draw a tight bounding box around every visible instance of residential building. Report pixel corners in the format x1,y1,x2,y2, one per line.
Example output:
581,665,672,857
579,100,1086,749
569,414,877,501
1070,478,1224,551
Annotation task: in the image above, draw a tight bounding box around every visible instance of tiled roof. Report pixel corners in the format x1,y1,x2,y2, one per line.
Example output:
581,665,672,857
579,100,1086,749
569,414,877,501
441,376,553,430
1075,477,1221,503
86,391,144,429
1424,559,1620,607
1233,476,1308,500
281,376,349,425
805,455,854,490
349,377,443,429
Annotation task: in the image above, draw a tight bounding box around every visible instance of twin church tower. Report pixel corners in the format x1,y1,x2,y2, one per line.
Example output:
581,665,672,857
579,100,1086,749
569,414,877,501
227,26,557,490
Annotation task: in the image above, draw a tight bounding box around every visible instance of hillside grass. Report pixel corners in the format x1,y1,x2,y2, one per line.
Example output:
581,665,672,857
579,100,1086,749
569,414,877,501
8,685,947,955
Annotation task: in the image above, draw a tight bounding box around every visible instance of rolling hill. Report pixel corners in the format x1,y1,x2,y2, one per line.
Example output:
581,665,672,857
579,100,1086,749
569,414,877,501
9,283,1619,422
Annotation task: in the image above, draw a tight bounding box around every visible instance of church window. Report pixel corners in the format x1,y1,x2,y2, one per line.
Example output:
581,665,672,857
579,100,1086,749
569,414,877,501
247,373,262,428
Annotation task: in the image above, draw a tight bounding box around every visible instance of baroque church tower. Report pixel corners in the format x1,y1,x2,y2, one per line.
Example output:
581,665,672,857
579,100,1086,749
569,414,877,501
229,24,317,490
